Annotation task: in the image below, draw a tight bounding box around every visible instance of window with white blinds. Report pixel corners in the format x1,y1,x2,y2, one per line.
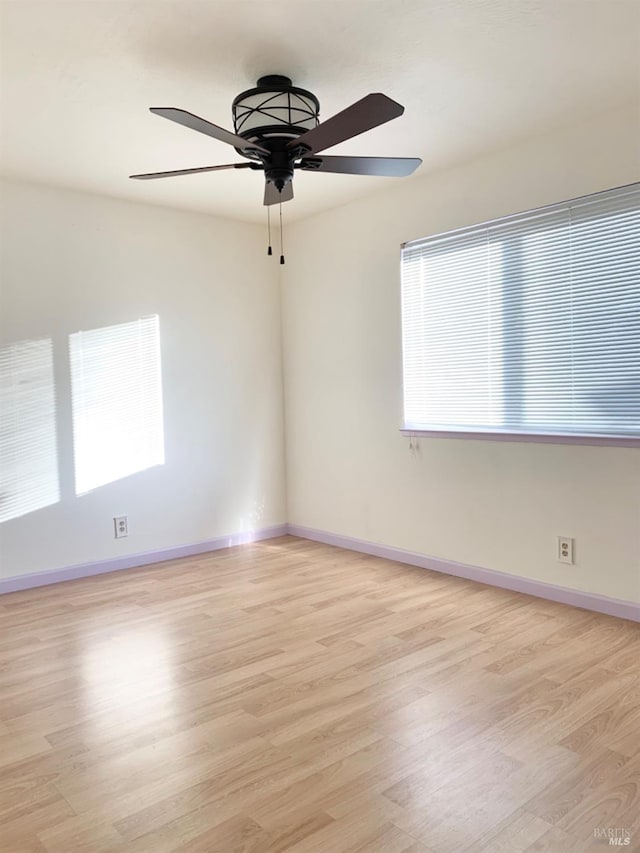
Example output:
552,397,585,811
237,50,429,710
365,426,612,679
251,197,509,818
0,338,60,522
401,184,640,442
70,315,164,494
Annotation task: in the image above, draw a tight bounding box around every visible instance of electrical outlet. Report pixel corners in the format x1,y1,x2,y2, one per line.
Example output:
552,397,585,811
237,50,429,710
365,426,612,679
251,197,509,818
114,516,128,539
557,536,574,565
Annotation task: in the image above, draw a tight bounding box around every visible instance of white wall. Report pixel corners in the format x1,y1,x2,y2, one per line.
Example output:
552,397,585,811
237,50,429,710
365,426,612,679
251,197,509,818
0,179,286,579
2,105,639,603
281,105,640,604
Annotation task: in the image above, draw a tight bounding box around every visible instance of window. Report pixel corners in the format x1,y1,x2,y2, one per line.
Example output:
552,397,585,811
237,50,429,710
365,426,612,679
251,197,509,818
69,315,164,494
401,184,640,444
0,338,60,521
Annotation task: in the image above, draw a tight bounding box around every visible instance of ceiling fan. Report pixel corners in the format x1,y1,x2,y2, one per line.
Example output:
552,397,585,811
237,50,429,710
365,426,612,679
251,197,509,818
129,75,422,206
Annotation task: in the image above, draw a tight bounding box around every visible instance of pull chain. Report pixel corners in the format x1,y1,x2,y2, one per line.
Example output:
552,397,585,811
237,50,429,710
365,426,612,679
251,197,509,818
267,206,273,256
279,202,285,265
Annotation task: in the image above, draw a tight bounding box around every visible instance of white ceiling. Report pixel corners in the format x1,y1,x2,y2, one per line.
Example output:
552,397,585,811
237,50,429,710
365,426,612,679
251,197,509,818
1,0,639,224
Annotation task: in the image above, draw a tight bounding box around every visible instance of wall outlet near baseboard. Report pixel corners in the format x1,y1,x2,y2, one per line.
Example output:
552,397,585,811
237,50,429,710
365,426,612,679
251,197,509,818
114,516,128,539
557,536,574,565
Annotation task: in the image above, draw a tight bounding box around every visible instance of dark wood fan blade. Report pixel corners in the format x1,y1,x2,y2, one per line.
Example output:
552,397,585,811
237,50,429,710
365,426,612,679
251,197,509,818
299,156,421,177
287,94,404,155
130,163,253,180
150,108,269,154
264,181,294,206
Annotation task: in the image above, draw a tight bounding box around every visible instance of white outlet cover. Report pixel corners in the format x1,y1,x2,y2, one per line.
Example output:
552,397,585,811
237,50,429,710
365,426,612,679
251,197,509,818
114,516,128,538
557,536,574,564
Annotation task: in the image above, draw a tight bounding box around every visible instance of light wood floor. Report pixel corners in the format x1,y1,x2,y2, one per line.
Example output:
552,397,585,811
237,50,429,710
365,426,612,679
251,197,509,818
1,536,638,853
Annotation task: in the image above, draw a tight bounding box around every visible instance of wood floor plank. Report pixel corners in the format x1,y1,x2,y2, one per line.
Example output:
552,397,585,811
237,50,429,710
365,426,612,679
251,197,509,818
461,807,552,853
0,535,637,852
37,813,124,853
520,825,588,852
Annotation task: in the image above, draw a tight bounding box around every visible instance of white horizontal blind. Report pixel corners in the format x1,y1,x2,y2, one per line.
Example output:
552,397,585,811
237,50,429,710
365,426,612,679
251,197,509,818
0,338,60,522
401,184,640,438
70,315,164,494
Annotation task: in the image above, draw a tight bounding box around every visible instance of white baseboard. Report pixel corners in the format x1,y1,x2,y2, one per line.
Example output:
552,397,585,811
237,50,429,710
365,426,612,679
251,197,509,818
3,521,638,623
288,524,640,623
0,524,288,595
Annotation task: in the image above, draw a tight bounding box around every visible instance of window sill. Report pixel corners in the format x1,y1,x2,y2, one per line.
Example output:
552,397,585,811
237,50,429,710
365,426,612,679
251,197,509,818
400,428,640,448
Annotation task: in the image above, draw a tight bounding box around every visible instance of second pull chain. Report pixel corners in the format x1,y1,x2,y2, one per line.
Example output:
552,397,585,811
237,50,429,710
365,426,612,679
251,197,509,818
279,202,285,265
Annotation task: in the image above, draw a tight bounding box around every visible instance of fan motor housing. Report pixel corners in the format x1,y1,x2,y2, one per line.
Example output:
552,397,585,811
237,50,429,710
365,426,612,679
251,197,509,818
233,76,320,189
232,75,320,144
